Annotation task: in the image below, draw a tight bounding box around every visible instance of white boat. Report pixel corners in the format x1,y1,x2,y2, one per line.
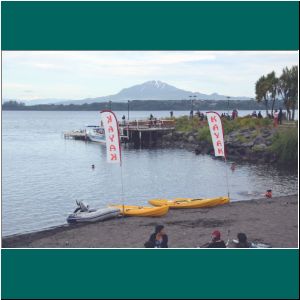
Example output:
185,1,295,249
86,124,129,144
67,201,121,223
86,125,106,144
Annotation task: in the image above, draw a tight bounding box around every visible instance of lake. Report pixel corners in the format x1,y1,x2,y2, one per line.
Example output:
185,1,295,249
1,110,298,236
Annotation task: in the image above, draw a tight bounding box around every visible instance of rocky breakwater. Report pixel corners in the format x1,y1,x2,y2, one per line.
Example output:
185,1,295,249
224,127,277,163
160,127,278,164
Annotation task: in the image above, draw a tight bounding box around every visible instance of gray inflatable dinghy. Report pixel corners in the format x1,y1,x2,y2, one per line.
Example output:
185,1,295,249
67,201,121,224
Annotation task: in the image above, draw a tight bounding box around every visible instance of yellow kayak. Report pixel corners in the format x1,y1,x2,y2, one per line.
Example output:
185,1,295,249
148,196,229,209
111,205,169,217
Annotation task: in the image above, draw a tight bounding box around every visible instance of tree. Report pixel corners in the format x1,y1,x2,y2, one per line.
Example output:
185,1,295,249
278,66,298,121
255,75,270,116
266,71,279,116
290,66,298,121
2,100,25,110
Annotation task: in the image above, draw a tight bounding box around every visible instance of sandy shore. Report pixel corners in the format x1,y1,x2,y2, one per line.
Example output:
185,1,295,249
2,195,298,248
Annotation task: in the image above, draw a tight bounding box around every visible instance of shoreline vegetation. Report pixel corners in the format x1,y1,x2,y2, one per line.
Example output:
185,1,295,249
2,195,298,248
159,115,298,168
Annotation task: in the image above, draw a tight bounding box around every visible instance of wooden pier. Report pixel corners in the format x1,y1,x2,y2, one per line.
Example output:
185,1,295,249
63,130,87,141
63,119,175,147
120,119,175,147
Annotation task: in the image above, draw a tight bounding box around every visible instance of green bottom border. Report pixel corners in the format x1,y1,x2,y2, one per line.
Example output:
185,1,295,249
1,249,299,299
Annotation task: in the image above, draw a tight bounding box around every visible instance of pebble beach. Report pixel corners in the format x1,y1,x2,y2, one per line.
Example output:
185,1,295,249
2,195,298,248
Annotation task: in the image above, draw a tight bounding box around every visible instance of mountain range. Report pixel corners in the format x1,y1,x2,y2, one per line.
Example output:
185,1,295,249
4,80,251,105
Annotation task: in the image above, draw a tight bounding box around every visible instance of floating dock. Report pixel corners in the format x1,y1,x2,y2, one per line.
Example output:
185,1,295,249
63,119,175,147
63,131,88,141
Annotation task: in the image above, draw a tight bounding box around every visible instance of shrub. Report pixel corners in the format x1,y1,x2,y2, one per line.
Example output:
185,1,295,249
271,128,298,165
175,116,203,132
197,127,211,142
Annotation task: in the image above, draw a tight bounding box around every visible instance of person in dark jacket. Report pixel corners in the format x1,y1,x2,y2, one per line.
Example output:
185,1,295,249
145,225,168,248
235,233,251,248
207,230,226,248
278,108,283,125
257,111,263,119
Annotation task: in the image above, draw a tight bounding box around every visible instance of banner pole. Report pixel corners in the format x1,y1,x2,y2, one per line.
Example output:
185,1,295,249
120,163,125,219
224,156,230,199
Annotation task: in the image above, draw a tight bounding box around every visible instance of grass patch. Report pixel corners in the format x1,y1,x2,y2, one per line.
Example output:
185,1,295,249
175,116,199,132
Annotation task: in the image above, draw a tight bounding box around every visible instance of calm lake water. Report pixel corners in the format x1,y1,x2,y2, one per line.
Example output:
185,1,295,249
1,111,298,236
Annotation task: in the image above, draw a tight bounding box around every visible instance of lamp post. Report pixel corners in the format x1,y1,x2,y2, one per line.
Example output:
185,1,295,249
227,96,230,115
109,100,112,110
127,100,130,120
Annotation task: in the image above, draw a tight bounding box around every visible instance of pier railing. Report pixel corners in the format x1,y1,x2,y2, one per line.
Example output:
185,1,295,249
120,119,175,130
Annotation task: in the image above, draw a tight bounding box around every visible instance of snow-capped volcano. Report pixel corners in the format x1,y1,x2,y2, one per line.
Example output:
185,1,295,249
21,80,251,105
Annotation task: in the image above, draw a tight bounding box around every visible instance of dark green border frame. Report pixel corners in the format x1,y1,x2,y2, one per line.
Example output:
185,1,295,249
2,249,299,299
1,1,299,299
1,1,299,50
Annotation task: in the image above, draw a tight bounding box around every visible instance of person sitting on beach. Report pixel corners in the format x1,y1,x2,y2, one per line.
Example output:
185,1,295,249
235,233,251,248
145,225,168,248
207,230,226,248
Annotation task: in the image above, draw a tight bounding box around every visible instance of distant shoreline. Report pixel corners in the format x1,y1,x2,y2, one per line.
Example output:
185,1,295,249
2,99,285,111
2,195,298,248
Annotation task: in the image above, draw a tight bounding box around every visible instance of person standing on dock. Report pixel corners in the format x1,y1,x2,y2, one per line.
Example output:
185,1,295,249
122,115,126,125
170,111,174,118
149,114,154,128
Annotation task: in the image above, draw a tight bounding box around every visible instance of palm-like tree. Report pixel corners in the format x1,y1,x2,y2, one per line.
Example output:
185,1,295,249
278,67,293,120
290,66,298,121
266,71,279,117
278,67,289,119
255,75,270,116
256,66,298,121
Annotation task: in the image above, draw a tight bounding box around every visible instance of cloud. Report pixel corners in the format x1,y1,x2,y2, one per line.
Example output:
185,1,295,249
2,51,298,99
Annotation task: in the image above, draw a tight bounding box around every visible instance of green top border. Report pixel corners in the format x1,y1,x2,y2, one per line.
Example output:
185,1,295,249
1,1,299,50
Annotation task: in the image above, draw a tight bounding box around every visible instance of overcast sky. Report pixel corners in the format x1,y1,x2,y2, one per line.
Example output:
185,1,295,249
2,51,298,100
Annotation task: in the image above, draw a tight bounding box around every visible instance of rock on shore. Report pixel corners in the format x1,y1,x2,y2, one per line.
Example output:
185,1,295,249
159,127,278,163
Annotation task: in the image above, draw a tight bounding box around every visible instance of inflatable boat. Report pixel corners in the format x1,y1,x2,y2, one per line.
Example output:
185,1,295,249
67,201,121,223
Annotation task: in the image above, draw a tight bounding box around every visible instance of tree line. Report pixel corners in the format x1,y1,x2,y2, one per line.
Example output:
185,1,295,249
255,65,298,120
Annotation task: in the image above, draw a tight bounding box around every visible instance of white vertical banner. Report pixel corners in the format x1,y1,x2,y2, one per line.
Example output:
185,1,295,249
206,111,225,157
100,110,122,165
